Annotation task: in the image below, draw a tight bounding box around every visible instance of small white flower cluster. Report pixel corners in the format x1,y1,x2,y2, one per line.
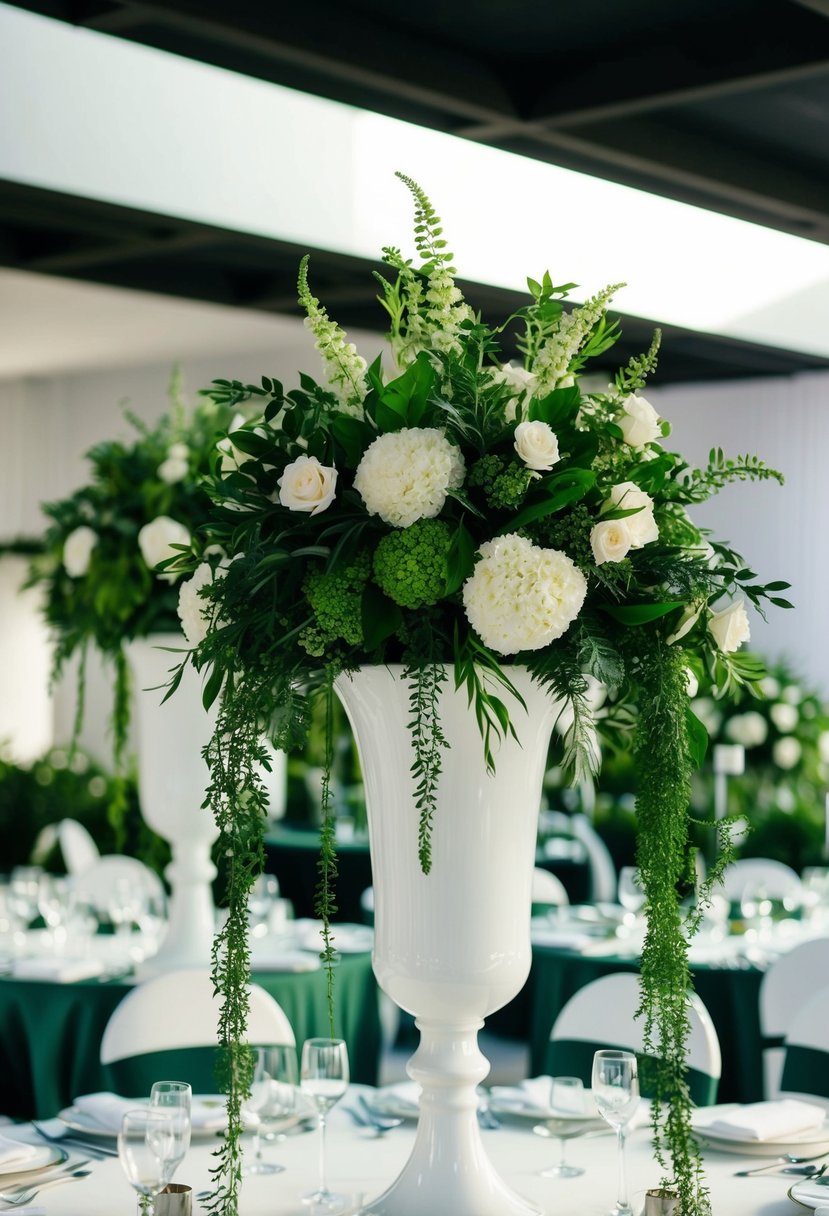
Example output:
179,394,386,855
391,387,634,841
299,260,367,415
157,441,189,485
491,363,538,423
590,482,659,566
62,525,98,577
354,427,465,528
393,264,471,369
532,282,624,396
462,533,587,655
137,515,191,583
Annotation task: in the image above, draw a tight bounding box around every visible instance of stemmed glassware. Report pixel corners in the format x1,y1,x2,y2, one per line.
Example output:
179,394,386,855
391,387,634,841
117,1108,178,1215
243,1045,298,1174
592,1050,640,1216
617,868,646,924
149,1081,192,1182
300,1037,349,1212
539,1076,587,1178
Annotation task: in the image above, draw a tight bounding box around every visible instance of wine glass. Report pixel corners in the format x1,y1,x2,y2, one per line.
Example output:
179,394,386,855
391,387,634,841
592,1050,640,1216
300,1037,349,1212
539,1076,587,1178
617,868,646,923
149,1081,192,1181
243,1045,298,1174
118,1108,178,1215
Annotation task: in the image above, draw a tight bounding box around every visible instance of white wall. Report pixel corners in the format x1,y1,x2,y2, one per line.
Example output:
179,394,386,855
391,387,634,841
651,368,829,692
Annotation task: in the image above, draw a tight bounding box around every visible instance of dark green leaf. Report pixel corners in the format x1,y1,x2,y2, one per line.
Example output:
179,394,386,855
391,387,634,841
603,602,683,624
361,582,402,649
686,708,709,769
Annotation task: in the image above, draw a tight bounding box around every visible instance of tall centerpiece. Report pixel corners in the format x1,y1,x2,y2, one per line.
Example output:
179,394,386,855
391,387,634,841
28,378,246,969
174,175,788,1216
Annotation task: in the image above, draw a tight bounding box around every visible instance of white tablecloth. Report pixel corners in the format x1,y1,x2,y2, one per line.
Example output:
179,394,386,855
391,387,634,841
2,1089,805,1215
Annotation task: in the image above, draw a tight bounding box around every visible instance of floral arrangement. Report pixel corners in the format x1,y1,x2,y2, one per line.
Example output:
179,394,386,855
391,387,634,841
27,375,241,834
173,174,788,1216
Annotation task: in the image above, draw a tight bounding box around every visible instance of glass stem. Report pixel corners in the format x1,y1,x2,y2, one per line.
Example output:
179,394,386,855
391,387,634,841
318,1111,328,1195
253,1128,262,1164
616,1125,628,1211
557,1137,566,1169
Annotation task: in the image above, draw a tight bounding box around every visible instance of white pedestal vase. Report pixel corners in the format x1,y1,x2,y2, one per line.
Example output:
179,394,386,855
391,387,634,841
126,634,219,972
335,666,557,1216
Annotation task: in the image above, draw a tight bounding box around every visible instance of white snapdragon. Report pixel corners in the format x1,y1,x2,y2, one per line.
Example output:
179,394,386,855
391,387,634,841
63,526,98,577
708,599,751,653
298,257,367,415
513,421,560,472
462,534,587,655
618,393,662,447
532,282,624,395
277,455,337,516
491,363,537,422
590,519,633,566
354,428,465,528
605,482,659,547
137,516,191,582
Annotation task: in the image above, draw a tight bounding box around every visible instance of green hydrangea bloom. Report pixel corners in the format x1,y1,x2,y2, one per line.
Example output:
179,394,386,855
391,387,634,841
302,551,371,652
373,519,452,609
468,454,533,510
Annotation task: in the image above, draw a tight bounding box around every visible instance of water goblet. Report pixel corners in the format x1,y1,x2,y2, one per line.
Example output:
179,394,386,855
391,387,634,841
243,1045,298,1174
618,867,646,924
300,1037,349,1212
149,1081,192,1181
539,1076,587,1178
592,1049,640,1216
118,1107,178,1215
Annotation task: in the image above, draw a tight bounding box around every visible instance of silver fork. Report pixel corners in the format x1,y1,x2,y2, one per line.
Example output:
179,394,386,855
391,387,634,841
0,1166,91,1207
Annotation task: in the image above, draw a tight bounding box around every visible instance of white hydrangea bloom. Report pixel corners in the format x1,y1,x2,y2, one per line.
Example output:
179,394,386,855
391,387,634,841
176,561,216,647
462,534,587,655
354,428,465,528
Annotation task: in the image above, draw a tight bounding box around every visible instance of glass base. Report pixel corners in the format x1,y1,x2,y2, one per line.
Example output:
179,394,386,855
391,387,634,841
540,1163,585,1178
247,1161,286,1175
302,1187,347,1212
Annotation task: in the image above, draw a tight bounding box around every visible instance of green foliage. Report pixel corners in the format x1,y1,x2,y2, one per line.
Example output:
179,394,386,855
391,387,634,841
302,552,372,651
467,455,534,511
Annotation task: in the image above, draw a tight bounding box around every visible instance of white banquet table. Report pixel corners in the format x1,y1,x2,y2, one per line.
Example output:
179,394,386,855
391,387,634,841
2,1089,810,1216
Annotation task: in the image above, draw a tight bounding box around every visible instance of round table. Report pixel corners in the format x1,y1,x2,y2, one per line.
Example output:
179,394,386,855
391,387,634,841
526,943,765,1104
0,949,381,1120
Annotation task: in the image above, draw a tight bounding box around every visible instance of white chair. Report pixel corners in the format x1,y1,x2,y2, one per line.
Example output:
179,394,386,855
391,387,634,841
69,854,165,915
548,972,722,1106
569,813,618,903
100,968,294,1094
532,867,569,907
779,984,829,1108
760,939,829,1098
719,858,801,904
58,819,101,874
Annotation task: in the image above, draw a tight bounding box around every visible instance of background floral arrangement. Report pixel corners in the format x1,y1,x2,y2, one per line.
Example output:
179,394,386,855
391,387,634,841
27,375,241,833
172,174,788,1216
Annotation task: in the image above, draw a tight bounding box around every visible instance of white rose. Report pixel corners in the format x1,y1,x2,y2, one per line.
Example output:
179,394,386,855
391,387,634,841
137,515,191,582
63,526,98,578
708,599,751,653
513,420,560,472
770,702,799,733
157,454,189,484
605,482,659,547
590,519,633,566
773,736,802,770
619,393,661,447
277,455,337,515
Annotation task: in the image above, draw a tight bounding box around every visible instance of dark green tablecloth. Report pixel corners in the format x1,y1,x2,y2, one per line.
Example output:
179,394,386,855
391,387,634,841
0,951,381,1119
527,946,764,1104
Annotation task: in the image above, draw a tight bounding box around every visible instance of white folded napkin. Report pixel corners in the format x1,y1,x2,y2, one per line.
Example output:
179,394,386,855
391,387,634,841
490,1076,557,1116
0,1133,39,1169
705,1099,826,1141
73,1092,226,1132
293,920,373,954
250,949,321,973
374,1082,420,1113
12,958,105,983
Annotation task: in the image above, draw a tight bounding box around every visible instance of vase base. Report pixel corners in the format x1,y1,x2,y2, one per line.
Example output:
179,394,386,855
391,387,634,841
358,1164,541,1216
